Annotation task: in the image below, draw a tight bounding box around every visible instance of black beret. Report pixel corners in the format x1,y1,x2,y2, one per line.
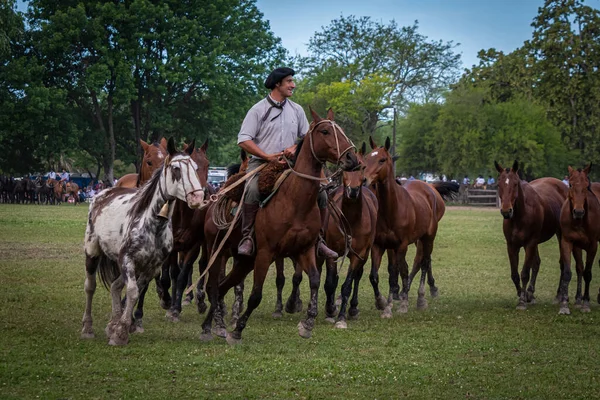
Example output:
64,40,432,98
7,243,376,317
264,67,295,90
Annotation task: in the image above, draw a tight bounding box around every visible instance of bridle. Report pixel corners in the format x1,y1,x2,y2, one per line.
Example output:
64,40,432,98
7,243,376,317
158,154,204,202
308,119,356,166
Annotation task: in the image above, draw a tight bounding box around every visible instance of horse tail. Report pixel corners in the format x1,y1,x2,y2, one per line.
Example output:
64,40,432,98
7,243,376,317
97,255,121,290
430,181,460,202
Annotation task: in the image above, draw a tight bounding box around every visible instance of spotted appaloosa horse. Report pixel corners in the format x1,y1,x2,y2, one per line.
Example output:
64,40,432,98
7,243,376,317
362,136,446,316
557,164,600,315
202,108,359,344
116,138,168,188
80,138,205,345
494,160,570,310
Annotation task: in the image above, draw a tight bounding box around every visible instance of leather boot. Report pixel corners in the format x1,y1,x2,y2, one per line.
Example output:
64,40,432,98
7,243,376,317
317,207,338,259
238,203,260,256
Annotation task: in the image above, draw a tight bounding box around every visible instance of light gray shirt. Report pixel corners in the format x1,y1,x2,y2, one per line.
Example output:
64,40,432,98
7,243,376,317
237,96,309,159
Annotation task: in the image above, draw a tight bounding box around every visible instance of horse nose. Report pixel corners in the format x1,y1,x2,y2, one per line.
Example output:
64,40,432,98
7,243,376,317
500,207,513,219
186,190,205,209
573,209,585,219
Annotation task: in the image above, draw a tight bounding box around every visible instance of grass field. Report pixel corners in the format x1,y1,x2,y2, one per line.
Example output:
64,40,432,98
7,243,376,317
1,204,600,399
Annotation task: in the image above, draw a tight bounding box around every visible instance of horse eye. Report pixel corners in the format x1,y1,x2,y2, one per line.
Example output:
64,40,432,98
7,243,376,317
379,158,386,164
146,161,152,166
320,129,329,135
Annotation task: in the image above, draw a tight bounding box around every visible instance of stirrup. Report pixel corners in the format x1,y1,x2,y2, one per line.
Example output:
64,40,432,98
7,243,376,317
238,236,255,256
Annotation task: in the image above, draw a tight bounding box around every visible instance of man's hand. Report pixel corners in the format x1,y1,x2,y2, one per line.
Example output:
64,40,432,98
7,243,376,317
283,144,297,159
265,152,286,164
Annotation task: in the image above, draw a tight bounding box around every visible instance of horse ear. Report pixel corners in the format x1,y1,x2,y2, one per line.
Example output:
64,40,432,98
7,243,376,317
167,137,177,156
200,138,209,152
494,161,503,173
369,136,377,150
240,149,247,162
140,139,149,152
326,108,334,121
186,139,196,155
384,137,391,151
392,155,400,162
568,165,574,174
584,162,592,175
309,106,321,123
360,142,366,155
160,137,168,149
512,160,519,172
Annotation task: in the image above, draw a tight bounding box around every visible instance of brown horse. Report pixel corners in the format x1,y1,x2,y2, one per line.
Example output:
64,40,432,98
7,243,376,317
65,181,80,204
494,160,570,309
47,178,65,204
363,136,446,316
320,143,378,328
202,108,359,344
558,164,600,314
116,138,168,188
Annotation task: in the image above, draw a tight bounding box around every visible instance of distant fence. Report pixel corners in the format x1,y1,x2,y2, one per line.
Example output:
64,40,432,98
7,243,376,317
458,185,499,207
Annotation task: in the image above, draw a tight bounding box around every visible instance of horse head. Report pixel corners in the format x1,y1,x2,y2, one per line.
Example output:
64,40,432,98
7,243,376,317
307,107,358,171
494,160,520,219
140,139,168,183
362,136,398,186
567,163,592,220
343,142,367,200
164,137,205,208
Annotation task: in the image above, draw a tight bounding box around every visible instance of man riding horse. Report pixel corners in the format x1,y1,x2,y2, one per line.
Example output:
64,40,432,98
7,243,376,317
236,67,337,259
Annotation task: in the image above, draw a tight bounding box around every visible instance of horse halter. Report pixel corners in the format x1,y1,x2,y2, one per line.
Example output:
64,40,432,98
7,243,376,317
158,154,204,202
308,119,356,165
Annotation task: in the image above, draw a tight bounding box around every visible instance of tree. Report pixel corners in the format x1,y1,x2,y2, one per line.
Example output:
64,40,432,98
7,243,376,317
295,15,461,141
27,0,286,180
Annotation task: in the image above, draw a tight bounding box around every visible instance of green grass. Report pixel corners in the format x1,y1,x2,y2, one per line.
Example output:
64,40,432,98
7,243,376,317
1,204,600,399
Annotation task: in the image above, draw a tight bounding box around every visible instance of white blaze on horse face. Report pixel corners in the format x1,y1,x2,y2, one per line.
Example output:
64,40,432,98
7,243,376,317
505,178,509,185
157,152,164,159
371,151,378,156
168,155,203,207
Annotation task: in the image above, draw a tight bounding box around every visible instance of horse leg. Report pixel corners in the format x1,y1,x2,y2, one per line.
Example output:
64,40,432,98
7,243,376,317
349,261,365,320
195,245,208,314
81,255,98,339
227,251,273,345
323,258,339,322
525,247,542,305
416,240,433,311
517,244,537,310
168,246,200,322
285,260,303,314
558,238,573,314
272,258,285,318
581,243,597,313
183,260,195,306
573,247,584,307
157,254,174,310
132,282,149,333
396,246,410,314
296,249,320,340
109,265,139,346
507,243,522,299
231,280,244,326
369,244,389,315
387,249,400,300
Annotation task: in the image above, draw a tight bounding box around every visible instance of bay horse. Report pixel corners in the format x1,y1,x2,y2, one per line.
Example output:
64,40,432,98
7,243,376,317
321,143,378,328
65,182,80,204
47,178,65,204
494,160,570,309
202,108,359,344
116,138,168,188
557,164,600,314
80,138,205,345
362,136,446,316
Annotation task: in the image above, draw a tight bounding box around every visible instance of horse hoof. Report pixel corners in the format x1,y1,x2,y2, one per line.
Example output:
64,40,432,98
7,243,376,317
80,332,95,339
516,302,527,311
213,327,227,338
335,295,342,306
381,310,392,319
430,287,439,298
324,317,335,324
397,300,409,314
582,301,591,313
298,322,312,339
416,297,428,310
108,334,129,346
334,320,347,329
558,307,571,315
272,311,283,319
165,310,180,323
182,298,192,306
226,332,242,345
199,332,213,342
528,298,536,305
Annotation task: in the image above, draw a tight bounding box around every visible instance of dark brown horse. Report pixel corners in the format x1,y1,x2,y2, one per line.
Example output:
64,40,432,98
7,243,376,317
116,138,168,188
494,160,570,309
558,164,600,314
202,108,359,344
363,136,446,316
321,143,378,328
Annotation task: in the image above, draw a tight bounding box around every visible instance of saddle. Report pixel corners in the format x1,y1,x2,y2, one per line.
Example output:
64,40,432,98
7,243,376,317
221,161,291,204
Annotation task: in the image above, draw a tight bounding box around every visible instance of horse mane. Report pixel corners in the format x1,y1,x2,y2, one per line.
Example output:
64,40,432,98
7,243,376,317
294,137,305,160
128,164,164,219
227,164,241,178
